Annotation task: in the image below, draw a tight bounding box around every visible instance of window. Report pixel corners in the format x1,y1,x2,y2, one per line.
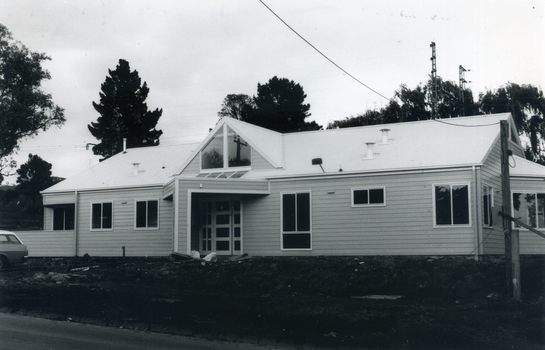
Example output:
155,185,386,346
512,192,545,229
201,124,251,170
135,200,158,229
434,184,470,226
352,187,385,207
281,192,311,250
482,185,494,227
91,202,113,230
53,205,75,230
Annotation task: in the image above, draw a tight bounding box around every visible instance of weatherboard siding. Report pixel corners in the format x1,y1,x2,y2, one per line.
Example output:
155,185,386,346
75,188,173,257
15,230,76,257
242,169,477,256
43,192,76,205
480,138,505,254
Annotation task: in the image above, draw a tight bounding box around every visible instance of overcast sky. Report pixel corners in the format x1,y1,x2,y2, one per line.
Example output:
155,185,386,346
1,0,543,184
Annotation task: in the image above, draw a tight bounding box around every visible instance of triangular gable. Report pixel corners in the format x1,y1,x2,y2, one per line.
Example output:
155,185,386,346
510,155,545,178
174,118,284,175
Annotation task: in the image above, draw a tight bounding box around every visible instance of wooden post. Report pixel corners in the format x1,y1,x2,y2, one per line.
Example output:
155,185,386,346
511,229,521,301
500,120,513,297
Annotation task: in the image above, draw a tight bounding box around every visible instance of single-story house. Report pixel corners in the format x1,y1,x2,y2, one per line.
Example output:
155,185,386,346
37,112,545,257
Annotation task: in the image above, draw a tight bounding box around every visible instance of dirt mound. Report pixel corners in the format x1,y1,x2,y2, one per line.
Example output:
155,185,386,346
0,255,544,349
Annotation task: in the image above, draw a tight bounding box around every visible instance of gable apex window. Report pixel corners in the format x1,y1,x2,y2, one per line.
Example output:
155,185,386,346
135,200,159,229
201,124,251,170
91,202,113,230
433,184,470,226
352,187,386,207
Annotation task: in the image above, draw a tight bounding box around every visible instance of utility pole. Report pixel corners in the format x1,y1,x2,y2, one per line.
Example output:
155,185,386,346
429,42,438,119
500,120,521,301
459,65,470,116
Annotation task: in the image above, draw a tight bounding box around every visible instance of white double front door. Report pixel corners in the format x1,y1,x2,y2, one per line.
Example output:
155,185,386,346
199,198,242,256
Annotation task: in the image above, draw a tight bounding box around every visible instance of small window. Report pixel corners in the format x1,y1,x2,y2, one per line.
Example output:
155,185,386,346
91,202,113,230
281,192,311,250
352,187,385,207
135,200,159,229
513,192,545,229
434,184,470,226
53,205,75,230
482,185,493,227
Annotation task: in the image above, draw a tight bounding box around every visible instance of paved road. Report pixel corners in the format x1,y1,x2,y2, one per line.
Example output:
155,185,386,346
0,313,289,350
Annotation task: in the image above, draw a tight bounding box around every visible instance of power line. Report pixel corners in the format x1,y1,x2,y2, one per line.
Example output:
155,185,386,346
258,0,391,102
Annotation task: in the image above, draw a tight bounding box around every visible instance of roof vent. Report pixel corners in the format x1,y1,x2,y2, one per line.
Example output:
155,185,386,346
380,129,390,144
123,138,127,153
132,163,140,176
365,142,376,159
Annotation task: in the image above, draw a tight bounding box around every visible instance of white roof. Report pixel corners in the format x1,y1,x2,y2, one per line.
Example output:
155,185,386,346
43,143,200,193
244,113,515,178
510,155,545,178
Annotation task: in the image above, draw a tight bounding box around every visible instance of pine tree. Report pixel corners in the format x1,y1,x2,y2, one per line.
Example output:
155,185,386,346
88,59,163,160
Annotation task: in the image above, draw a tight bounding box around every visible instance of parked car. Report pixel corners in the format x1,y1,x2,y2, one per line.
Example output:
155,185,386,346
0,231,28,269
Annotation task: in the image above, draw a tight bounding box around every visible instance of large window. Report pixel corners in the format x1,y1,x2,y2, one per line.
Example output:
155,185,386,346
91,202,113,230
352,187,385,207
201,124,251,170
512,192,545,229
434,184,470,226
482,184,494,227
135,200,159,229
281,192,311,250
53,205,75,230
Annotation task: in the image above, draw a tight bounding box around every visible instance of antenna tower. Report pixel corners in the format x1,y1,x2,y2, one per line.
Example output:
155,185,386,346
459,65,470,116
430,42,438,119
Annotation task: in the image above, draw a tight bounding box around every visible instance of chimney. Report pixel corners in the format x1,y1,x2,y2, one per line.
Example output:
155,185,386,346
123,138,127,153
380,129,390,144
132,163,140,176
366,142,375,159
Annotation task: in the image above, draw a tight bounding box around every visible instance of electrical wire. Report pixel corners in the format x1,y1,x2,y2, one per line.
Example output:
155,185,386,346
258,0,391,102
432,118,501,127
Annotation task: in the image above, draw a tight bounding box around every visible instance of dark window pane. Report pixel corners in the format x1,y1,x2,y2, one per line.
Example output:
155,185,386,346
216,201,230,212
353,190,368,205
102,202,112,229
216,227,230,238
136,201,147,227
216,241,229,251
369,189,384,204
65,205,75,230
234,214,240,224
234,227,241,237
435,185,451,225
296,193,310,231
538,194,545,228
282,194,296,232
452,185,469,225
234,200,241,211
234,240,241,251
283,233,311,249
483,194,490,226
92,203,102,229
148,200,158,227
216,214,230,225
53,207,64,230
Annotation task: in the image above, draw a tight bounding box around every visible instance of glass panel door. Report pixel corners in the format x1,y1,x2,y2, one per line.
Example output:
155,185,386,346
215,201,231,253
198,198,242,255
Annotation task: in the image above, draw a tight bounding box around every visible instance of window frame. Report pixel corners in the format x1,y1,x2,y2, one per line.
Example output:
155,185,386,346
200,124,252,172
511,191,545,229
134,199,160,230
351,187,386,207
482,184,494,227
280,191,312,251
432,183,472,227
90,201,114,231
53,204,75,231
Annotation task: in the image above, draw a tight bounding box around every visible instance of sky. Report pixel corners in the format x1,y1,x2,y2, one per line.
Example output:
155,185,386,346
1,0,543,184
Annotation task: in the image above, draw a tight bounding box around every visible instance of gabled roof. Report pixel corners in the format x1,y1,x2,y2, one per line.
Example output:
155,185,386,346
174,117,284,174
42,143,199,193
243,113,517,179
510,155,545,178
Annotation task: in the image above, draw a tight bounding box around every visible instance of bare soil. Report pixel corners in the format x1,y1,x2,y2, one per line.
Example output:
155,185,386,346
0,255,544,349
